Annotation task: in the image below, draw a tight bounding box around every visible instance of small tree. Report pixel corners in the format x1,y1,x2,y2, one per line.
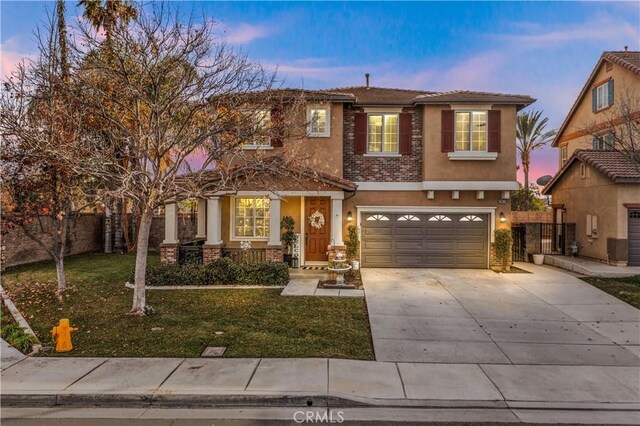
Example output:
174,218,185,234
280,216,296,260
346,225,360,262
511,184,547,211
494,229,513,273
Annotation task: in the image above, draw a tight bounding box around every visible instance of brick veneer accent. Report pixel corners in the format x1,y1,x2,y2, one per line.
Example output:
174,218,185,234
343,105,423,182
160,243,179,265
203,244,222,264
265,246,284,262
511,210,553,224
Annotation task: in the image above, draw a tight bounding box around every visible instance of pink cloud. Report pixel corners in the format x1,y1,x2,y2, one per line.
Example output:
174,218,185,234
220,23,272,44
0,37,33,78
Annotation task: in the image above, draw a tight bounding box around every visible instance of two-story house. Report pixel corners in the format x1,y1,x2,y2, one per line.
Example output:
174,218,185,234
160,82,534,269
542,50,640,266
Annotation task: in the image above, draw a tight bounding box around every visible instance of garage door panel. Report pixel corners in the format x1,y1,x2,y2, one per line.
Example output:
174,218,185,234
361,211,489,269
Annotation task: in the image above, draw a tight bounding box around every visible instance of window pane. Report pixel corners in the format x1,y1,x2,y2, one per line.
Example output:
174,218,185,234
455,112,470,151
234,198,270,238
383,114,398,153
368,115,383,152
311,109,327,134
255,110,271,145
472,112,487,151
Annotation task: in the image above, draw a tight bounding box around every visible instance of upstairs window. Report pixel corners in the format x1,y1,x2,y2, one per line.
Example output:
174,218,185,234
592,134,615,151
455,111,487,151
242,109,271,148
592,80,614,112
368,113,398,153
561,145,568,166
308,107,330,137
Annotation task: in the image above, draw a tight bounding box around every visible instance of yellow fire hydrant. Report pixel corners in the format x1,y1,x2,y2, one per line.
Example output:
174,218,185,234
51,319,78,352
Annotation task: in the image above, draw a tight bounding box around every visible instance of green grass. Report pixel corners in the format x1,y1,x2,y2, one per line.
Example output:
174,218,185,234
581,275,640,309
1,253,373,359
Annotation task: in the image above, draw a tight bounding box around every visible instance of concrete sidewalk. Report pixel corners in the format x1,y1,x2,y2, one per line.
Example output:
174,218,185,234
545,255,640,277
2,356,639,412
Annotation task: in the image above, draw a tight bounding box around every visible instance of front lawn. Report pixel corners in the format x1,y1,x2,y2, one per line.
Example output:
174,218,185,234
1,253,373,359
581,275,640,309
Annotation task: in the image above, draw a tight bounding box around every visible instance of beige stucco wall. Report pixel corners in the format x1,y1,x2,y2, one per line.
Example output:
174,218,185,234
341,190,511,242
422,104,518,182
550,160,639,261
556,60,639,166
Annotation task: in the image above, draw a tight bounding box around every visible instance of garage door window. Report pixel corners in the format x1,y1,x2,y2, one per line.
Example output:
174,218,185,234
460,215,483,222
398,214,420,221
428,215,452,222
366,214,390,221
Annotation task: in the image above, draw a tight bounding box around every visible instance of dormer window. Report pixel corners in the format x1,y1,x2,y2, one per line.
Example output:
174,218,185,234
592,80,614,112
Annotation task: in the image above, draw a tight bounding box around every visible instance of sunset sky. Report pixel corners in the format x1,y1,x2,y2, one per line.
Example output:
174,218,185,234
2,1,639,184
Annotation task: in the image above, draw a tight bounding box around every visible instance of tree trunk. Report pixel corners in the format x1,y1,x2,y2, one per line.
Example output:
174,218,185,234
55,257,67,293
131,208,153,315
114,199,123,253
104,204,113,253
522,154,530,211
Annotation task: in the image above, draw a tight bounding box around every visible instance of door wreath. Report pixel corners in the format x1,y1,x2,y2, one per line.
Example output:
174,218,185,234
308,210,326,229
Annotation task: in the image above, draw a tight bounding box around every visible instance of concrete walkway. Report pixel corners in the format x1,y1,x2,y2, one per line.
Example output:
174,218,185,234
1,356,639,412
545,255,640,277
363,263,640,364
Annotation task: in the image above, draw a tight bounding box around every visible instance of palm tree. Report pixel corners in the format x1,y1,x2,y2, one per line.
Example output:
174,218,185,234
77,0,137,47
516,110,557,210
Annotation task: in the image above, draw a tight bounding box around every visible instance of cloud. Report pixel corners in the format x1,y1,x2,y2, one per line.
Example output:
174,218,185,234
219,22,272,44
0,37,34,79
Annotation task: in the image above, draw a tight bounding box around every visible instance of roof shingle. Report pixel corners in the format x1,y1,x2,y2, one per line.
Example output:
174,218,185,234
602,51,640,76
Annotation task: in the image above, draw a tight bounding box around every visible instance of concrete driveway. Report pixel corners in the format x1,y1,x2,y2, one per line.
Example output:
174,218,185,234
362,263,640,365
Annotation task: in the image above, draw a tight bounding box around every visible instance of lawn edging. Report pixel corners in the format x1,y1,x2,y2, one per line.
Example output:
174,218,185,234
0,285,41,354
124,282,286,290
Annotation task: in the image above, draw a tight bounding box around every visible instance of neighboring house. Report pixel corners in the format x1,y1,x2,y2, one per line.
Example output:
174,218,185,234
160,82,534,269
543,50,640,266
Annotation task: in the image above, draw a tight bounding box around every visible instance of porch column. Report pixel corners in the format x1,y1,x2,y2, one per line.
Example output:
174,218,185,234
196,198,206,239
203,197,223,263
331,197,344,247
266,196,283,262
160,202,179,265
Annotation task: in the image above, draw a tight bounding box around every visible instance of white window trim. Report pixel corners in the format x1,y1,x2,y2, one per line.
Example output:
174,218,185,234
454,110,488,153
595,82,610,111
367,113,399,155
229,196,271,241
561,146,568,165
448,151,497,161
307,106,331,137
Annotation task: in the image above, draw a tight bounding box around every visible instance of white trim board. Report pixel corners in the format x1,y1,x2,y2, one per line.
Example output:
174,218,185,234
356,206,497,243
214,190,345,199
354,181,519,191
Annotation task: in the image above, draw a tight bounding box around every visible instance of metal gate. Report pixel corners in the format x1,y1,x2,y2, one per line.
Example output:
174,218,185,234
540,223,567,255
511,224,526,261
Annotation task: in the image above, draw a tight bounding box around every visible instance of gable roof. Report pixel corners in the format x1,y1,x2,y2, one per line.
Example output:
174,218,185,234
552,50,640,147
542,150,640,194
318,86,535,108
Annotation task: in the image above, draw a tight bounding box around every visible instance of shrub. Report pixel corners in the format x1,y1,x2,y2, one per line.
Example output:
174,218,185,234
132,259,289,287
494,229,513,272
0,311,38,354
346,225,360,262
281,216,297,255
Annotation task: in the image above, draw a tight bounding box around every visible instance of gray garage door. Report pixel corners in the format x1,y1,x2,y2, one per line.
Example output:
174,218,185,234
361,212,489,268
629,210,640,266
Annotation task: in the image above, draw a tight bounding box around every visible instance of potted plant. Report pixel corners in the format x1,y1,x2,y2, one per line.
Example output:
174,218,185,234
494,229,512,272
281,216,296,267
346,225,360,270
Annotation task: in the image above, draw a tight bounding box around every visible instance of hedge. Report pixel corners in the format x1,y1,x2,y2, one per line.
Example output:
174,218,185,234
129,258,289,286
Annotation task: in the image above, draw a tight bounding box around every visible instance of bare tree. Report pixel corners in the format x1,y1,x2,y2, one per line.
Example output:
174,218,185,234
584,90,640,166
0,4,94,293
72,4,313,314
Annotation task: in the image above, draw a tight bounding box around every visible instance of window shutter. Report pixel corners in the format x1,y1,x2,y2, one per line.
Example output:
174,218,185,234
607,80,614,106
592,87,597,112
354,112,367,154
441,110,454,152
488,110,501,153
270,107,284,147
592,137,599,150
399,112,412,155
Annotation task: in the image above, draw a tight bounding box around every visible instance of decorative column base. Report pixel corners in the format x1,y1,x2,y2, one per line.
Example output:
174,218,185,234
265,245,284,263
203,244,223,264
160,243,179,265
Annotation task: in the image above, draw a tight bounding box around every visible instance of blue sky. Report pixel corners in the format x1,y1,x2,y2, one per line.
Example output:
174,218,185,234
2,1,639,181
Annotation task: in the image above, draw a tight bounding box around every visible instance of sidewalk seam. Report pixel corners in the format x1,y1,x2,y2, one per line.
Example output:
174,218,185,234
244,358,261,391
395,363,407,399
154,358,186,392
61,359,109,391
477,364,508,403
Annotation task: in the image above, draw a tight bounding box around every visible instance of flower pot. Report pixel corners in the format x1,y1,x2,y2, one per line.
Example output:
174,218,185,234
533,254,545,265
352,260,360,271
283,254,293,267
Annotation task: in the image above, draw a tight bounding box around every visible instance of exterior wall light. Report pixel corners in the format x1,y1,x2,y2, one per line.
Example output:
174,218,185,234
500,212,506,223
347,211,353,222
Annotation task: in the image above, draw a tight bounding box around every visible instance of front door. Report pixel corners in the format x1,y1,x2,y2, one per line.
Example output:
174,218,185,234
305,197,330,262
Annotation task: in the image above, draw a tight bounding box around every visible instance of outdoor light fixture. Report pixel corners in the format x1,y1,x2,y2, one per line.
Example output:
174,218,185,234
500,212,506,223
347,211,353,222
